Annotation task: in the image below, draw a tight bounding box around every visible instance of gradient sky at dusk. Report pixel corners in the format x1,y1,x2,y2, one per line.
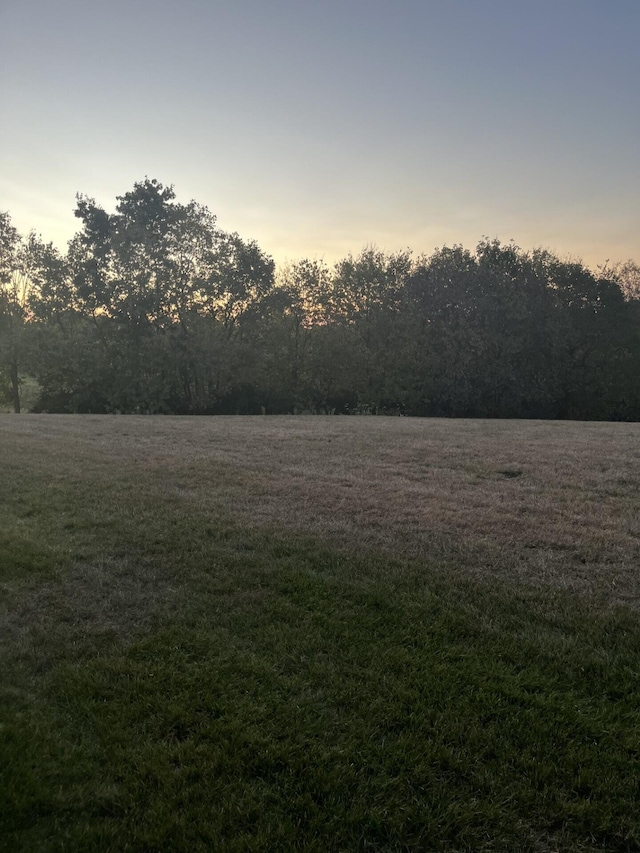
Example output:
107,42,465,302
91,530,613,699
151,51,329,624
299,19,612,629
1,0,638,269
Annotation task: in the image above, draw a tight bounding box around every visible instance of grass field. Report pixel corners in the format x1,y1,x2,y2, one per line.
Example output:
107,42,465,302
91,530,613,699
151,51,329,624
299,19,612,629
1,415,640,852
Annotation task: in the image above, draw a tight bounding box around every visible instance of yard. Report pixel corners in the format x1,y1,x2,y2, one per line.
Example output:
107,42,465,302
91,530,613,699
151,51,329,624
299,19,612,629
1,415,639,851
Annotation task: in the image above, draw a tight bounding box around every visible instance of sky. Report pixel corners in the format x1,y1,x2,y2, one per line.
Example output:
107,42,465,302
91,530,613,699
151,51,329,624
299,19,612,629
0,0,638,270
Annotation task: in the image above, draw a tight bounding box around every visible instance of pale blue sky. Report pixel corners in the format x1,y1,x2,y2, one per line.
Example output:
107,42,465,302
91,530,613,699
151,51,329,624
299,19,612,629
1,0,638,268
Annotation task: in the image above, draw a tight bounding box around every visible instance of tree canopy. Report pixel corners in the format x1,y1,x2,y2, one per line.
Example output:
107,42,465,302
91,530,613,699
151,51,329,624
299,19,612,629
1,179,638,419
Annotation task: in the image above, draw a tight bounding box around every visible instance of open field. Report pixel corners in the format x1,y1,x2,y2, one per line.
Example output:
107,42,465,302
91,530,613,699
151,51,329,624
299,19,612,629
1,415,640,851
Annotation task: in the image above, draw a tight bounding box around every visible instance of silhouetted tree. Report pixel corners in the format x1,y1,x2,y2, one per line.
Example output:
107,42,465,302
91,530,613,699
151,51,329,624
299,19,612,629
3,181,638,421
0,216,57,411
41,179,275,413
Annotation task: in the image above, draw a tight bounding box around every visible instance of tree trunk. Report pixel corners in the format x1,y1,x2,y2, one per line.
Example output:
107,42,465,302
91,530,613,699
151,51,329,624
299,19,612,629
10,359,20,413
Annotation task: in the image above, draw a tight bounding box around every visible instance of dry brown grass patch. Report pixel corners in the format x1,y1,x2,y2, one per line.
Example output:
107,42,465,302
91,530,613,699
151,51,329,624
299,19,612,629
2,414,639,606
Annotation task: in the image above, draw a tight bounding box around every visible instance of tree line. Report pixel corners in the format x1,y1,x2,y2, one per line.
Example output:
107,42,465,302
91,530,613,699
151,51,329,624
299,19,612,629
1,178,639,419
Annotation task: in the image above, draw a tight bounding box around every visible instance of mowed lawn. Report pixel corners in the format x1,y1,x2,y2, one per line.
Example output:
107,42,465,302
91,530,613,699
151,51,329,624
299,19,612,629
1,416,640,852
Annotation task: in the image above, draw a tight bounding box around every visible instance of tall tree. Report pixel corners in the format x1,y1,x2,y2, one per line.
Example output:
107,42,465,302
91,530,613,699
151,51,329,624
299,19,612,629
0,215,48,412
57,179,275,413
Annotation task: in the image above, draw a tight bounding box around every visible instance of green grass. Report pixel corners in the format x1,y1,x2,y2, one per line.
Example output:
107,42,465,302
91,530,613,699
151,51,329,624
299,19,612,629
1,416,640,851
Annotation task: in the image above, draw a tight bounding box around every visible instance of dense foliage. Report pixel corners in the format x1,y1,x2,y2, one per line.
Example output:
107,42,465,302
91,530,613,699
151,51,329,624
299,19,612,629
1,179,639,418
